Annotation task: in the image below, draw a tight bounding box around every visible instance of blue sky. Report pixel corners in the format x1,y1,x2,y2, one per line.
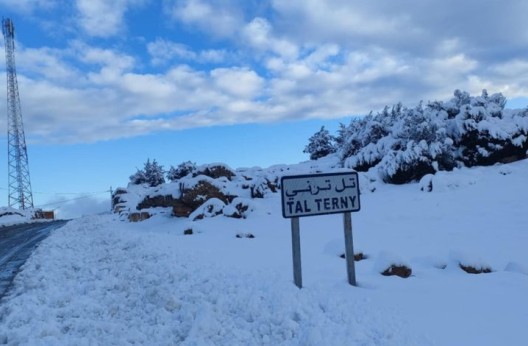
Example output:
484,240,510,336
0,0,528,217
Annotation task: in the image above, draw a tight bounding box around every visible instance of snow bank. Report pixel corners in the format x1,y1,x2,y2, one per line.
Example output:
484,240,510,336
0,207,48,227
0,216,422,345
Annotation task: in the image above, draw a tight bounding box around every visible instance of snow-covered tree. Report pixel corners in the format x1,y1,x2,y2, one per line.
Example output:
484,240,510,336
167,161,197,181
322,89,527,184
129,159,165,187
144,159,165,187
129,169,147,185
304,126,336,160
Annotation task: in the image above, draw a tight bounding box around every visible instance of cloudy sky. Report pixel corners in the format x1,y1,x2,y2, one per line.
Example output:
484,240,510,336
0,0,527,216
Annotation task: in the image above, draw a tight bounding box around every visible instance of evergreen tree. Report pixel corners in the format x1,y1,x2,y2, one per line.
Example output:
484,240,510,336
129,169,147,185
144,159,165,187
129,159,165,187
304,126,336,160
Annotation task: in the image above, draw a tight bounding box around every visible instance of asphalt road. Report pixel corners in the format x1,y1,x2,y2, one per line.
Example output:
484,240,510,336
0,220,69,300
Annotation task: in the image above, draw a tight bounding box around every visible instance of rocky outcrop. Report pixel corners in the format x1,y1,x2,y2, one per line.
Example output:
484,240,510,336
380,264,412,278
112,188,128,214
114,179,238,221
194,164,236,181
128,212,151,222
249,177,279,198
114,162,288,222
459,263,492,274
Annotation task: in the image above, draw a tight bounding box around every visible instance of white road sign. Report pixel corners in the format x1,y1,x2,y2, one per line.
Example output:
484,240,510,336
281,172,360,218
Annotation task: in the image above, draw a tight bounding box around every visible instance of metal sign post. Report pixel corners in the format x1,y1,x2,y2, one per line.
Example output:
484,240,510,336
281,172,361,288
343,212,356,286
291,217,302,288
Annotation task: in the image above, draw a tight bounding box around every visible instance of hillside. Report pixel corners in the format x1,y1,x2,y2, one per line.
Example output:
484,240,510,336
0,157,526,345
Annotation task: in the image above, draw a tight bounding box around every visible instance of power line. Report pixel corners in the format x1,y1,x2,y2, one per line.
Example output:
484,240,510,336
0,186,109,195
34,191,109,209
32,190,110,195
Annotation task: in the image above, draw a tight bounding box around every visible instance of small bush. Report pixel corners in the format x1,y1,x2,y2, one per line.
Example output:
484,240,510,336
167,161,196,181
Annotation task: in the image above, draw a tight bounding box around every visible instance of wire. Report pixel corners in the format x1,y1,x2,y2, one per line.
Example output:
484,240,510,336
34,192,109,209
33,190,110,195
0,186,110,195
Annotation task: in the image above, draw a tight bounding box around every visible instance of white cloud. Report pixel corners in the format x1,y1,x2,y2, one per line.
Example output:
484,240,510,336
211,67,264,99
76,44,135,70
147,39,196,65
7,45,81,84
2,1,528,145
0,0,56,14
147,38,228,65
270,0,415,49
75,0,145,37
242,17,298,59
167,0,242,38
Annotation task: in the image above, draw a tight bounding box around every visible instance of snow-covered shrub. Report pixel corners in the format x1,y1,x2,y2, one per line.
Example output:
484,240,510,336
337,118,365,160
339,105,404,171
129,169,147,185
304,126,336,160
303,126,336,160
320,89,528,184
377,141,437,184
129,159,165,187
167,161,196,181
377,105,456,183
223,198,255,219
249,177,278,198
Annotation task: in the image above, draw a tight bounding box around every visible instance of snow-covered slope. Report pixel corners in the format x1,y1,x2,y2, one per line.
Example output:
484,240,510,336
1,159,527,345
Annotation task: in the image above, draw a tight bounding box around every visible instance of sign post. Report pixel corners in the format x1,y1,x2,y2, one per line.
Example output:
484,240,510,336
291,217,302,288
343,212,356,286
281,172,361,288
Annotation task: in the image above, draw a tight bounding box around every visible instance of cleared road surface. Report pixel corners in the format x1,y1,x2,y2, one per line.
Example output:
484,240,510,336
0,220,68,300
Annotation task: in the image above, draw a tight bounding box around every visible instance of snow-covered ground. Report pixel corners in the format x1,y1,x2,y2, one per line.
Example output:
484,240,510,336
1,159,527,345
0,208,35,227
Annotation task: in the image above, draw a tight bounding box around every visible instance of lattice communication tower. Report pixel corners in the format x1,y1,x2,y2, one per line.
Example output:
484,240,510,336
2,18,33,209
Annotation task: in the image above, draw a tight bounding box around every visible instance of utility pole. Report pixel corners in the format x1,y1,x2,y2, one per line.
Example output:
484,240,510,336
2,18,34,209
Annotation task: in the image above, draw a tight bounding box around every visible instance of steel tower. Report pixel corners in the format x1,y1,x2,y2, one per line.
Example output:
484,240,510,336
2,18,33,209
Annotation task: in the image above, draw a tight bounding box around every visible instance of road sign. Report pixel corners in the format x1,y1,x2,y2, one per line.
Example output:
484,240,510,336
281,172,360,218
281,171,361,288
